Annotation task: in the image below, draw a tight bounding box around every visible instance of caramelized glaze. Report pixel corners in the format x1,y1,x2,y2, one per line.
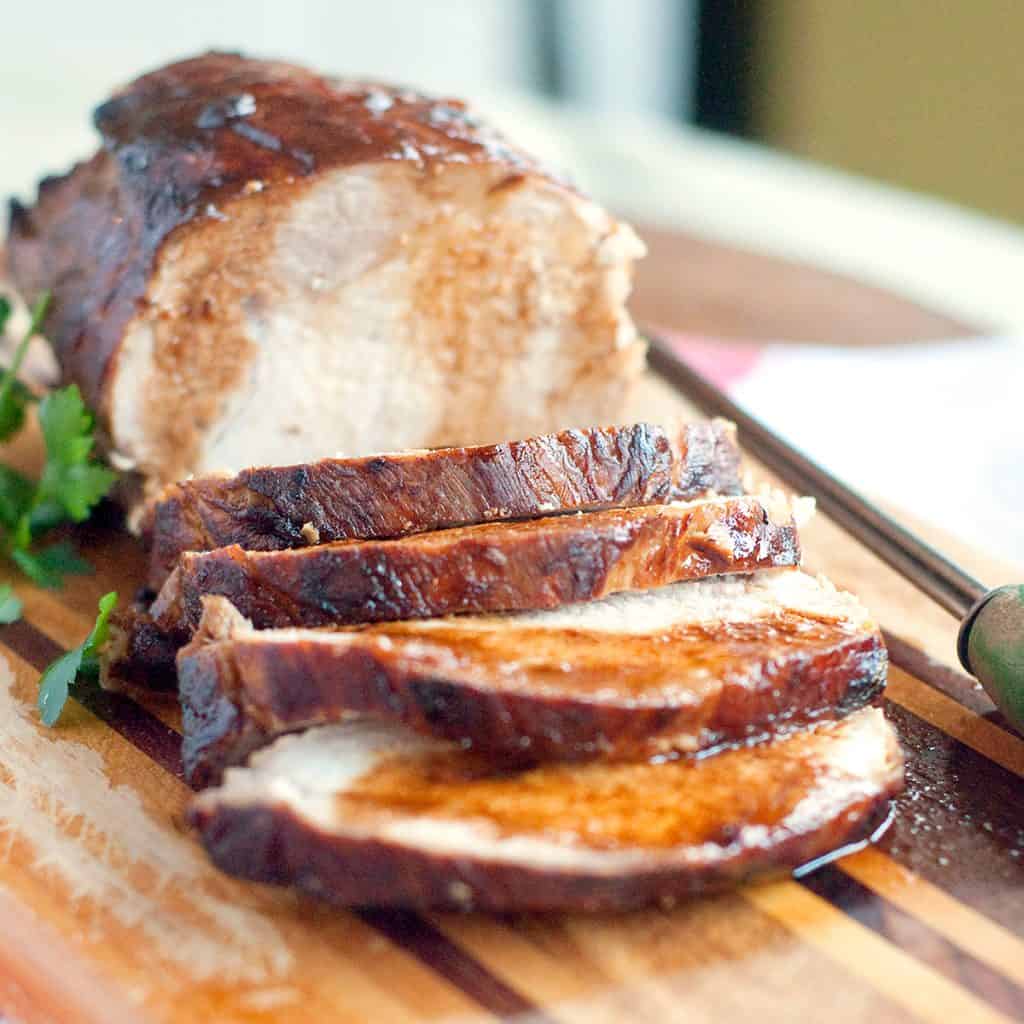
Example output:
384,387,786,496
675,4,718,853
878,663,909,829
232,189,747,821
94,52,549,187
372,613,857,698
178,592,885,786
189,707,902,911
339,715,886,850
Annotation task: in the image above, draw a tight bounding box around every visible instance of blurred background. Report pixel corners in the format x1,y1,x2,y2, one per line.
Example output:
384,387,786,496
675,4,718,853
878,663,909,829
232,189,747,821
2,0,1021,561
2,0,1022,222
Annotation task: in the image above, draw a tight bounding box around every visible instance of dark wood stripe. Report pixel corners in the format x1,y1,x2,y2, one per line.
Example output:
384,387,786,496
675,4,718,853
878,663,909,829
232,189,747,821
3,616,546,1021
74,675,185,781
803,864,1024,1018
0,619,64,667
0,619,184,779
359,909,548,1021
881,701,1024,936
884,629,1017,734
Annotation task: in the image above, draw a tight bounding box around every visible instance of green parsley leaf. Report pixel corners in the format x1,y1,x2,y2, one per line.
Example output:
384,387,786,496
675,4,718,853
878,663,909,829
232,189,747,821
38,385,95,466
35,385,117,521
11,541,91,590
0,296,11,334
0,378,36,440
0,293,49,442
0,290,116,588
38,591,117,726
28,499,69,536
0,583,22,624
0,465,35,532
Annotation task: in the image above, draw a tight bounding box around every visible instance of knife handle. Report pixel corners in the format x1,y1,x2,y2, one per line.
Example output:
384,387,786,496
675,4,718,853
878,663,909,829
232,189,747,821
958,584,1024,734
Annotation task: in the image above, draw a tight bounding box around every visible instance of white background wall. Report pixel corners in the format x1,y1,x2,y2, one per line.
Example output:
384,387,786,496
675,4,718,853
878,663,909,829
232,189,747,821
0,0,695,201
1,1,542,201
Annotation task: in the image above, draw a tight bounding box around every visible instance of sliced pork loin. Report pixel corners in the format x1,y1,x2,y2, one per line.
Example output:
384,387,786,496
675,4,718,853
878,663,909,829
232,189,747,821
105,496,801,689
7,52,646,511
189,707,903,912
143,420,741,590
180,571,885,786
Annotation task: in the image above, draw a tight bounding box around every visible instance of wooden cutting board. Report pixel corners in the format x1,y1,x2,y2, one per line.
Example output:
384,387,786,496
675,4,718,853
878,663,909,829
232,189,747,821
0,364,1022,1024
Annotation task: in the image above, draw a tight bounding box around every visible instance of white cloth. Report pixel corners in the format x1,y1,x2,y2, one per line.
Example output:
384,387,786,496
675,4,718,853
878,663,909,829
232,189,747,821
672,335,1023,568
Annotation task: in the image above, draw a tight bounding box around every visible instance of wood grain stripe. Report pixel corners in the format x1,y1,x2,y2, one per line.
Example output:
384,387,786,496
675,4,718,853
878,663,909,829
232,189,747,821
0,884,146,1024
360,910,549,1022
803,865,1024,1019
842,847,1024,988
0,621,184,780
744,881,1014,1024
886,666,1024,778
437,900,918,1023
882,631,1012,727
880,703,1024,936
0,619,544,1023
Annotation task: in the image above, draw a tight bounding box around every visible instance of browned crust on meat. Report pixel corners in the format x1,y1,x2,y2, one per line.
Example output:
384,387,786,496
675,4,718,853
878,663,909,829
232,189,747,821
186,715,903,912
191,795,894,912
103,606,187,692
104,497,800,688
178,606,886,787
143,420,742,589
6,51,564,423
163,497,800,629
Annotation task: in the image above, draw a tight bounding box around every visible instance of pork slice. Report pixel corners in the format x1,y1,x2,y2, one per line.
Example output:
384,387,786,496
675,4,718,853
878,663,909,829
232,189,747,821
142,419,741,590
104,496,801,689
180,570,885,786
7,53,645,510
188,707,903,912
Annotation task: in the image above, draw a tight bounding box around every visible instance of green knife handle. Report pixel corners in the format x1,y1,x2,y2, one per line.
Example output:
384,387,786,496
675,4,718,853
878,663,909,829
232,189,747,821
958,584,1024,734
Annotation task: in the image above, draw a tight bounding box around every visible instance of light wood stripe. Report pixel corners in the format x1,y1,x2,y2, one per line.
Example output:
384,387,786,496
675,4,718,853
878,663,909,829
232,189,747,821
431,916,622,1024
11,582,93,640
842,848,1024,988
744,880,1014,1024
0,884,146,1024
440,896,916,1022
0,648,491,1024
433,914,657,1024
1,625,185,777
886,666,1024,778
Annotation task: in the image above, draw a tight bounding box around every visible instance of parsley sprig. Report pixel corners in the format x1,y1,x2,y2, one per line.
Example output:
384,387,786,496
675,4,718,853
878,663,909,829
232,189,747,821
0,296,121,723
0,293,116,599
37,591,117,726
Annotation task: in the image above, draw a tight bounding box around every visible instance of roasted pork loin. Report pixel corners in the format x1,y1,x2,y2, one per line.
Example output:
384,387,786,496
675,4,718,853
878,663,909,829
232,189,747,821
143,420,741,590
105,496,801,688
180,571,885,786
7,52,646,510
6,52,900,913
189,707,903,912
